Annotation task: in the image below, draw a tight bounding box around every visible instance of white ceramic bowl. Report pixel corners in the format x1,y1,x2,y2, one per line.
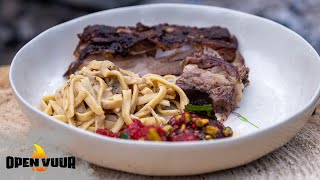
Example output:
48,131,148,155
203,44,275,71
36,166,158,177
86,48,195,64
10,4,320,176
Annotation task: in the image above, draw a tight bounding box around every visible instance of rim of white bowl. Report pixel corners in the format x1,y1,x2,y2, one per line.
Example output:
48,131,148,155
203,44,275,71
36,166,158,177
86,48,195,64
9,3,320,147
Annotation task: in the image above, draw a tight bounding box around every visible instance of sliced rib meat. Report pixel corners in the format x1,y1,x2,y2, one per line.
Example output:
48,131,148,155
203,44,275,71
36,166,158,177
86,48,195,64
176,48,249,120
64,23,238,76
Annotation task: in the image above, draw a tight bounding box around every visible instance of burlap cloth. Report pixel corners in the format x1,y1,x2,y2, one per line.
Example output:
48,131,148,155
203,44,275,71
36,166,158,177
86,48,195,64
1,66,320,179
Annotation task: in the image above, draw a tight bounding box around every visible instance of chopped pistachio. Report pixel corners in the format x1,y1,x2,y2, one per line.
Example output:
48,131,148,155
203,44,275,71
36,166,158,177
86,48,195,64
163,125,173,132
205,135,213,140
175,115,182,120
147,128,162,141
196,119,209,127
205,126,220,136
185,113,191,123
163,125,173,136
223,127,233,137
180,124,186,131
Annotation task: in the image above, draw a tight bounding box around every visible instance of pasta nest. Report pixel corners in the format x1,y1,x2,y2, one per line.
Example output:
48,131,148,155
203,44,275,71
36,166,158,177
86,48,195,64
41,60,189,133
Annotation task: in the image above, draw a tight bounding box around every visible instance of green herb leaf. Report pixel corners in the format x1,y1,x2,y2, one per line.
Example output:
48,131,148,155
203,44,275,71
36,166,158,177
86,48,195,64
185,104,212,111
185,104,215,118
232,112,259,128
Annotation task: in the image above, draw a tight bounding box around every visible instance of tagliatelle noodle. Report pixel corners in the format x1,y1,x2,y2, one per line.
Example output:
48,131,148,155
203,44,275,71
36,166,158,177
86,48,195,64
40,60,189,133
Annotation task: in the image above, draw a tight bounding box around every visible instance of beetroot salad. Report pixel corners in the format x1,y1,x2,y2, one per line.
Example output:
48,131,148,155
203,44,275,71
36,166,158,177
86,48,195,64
96,110,233,142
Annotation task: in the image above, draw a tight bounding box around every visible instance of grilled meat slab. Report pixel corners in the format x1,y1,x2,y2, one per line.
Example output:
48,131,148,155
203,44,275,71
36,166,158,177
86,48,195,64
65,23,238,76
64,23,249,120
176,48,249,121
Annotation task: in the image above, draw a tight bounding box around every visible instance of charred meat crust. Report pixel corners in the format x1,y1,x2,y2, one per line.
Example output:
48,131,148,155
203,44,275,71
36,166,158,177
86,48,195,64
64,23,238,76
184,53,240,80
233,51,250,86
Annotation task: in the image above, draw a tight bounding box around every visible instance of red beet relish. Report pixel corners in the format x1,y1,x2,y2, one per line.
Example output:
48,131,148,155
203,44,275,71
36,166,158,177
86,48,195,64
96,110,233,141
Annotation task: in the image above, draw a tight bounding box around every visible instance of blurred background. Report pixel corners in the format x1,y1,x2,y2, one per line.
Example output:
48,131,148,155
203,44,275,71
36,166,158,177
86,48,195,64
0,0,319,65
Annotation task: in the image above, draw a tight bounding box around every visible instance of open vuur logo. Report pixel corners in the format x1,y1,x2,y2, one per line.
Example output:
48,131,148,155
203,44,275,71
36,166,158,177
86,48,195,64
6,144,76,171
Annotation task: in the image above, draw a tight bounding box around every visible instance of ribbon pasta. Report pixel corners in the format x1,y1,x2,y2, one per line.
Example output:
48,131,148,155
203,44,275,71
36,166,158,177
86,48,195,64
40,60,189,133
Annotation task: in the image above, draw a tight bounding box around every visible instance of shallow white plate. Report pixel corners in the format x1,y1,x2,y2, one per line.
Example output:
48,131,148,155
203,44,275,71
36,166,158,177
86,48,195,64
10,4,320,176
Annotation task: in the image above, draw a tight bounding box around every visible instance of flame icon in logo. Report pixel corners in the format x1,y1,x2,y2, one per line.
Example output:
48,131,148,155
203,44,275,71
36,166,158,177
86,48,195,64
31,144,48,172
